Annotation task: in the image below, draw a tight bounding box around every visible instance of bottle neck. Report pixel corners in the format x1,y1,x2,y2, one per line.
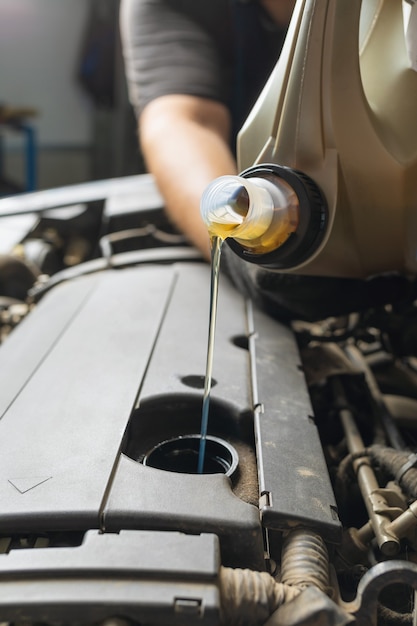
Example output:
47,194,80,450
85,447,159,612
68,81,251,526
200,164,328,270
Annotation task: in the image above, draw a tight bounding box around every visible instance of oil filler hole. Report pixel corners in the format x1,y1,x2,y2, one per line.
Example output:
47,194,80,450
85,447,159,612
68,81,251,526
143,435,238,477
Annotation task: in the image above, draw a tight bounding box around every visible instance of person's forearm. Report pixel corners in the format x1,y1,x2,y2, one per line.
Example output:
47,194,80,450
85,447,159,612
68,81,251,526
139,96,237,260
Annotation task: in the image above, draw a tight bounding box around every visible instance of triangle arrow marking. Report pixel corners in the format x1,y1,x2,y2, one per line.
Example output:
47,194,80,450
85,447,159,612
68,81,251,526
8,476,52,494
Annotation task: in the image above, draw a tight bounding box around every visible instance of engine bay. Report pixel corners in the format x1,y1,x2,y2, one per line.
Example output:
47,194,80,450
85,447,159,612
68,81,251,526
1,175,417,625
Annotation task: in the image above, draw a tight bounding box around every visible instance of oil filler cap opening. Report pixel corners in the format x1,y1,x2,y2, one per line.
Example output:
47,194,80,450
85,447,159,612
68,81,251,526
142,434,239,477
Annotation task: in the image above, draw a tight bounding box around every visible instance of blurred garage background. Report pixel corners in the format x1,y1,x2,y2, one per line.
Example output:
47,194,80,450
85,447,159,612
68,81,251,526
0,0,142,196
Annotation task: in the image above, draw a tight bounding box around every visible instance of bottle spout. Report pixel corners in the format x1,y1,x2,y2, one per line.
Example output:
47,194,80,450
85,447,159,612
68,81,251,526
200,175,275,241
200,165,328,269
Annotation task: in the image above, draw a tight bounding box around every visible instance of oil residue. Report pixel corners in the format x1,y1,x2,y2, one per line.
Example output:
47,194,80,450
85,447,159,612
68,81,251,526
197,235,223,473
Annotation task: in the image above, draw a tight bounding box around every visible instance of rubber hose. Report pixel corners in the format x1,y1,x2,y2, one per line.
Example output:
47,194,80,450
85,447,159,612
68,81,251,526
219,567,300,626
219,529,330,625
280,529,330,594
368,444,417,499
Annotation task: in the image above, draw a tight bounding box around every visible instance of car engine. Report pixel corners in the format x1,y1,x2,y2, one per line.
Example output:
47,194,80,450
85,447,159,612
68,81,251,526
0,174,417,625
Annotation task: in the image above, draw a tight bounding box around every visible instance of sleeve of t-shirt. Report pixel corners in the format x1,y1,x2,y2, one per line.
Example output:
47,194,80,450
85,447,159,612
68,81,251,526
120,0,230,116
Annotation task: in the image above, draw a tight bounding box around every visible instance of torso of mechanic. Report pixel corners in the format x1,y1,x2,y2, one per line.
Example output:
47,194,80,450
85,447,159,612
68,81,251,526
121,0,292,139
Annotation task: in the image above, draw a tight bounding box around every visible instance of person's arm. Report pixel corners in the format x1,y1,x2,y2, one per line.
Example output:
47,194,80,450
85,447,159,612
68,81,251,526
139,94,237,260
120,0,235,257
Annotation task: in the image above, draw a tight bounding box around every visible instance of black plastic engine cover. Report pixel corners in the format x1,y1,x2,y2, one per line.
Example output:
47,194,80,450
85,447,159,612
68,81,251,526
0,260,341,570
0,530,221,624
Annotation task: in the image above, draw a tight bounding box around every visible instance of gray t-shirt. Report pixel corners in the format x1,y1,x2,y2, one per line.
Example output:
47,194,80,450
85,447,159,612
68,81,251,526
120,0,287,136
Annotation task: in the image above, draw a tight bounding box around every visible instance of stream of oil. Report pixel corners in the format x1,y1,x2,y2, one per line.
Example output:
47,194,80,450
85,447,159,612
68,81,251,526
197,235,223,473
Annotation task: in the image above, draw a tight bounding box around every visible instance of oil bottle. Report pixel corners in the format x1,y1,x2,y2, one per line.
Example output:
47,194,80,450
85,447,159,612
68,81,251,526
202,0,417,279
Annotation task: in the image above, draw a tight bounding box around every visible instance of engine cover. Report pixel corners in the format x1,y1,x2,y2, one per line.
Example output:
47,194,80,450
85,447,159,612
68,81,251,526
0,261,340,573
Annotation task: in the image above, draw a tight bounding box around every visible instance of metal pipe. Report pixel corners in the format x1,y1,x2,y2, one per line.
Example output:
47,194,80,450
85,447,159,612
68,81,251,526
334,379,400,555
386,500,417,541
345,345,406,450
